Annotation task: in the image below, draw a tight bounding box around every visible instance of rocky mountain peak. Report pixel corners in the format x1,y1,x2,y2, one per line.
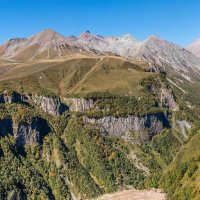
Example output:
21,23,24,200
28,28,66,44
144,35,169,46
187,37,200,58
79,30,92,39
120,33,136,41
65,35,77,41
147,35,162,40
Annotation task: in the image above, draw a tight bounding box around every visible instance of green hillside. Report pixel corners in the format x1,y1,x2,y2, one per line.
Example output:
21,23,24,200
0,56,152,97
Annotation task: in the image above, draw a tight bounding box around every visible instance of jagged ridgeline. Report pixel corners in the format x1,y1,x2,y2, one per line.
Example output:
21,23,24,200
0,56,200,200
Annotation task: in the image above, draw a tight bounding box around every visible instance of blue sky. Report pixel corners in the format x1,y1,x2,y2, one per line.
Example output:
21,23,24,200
0,0,200,46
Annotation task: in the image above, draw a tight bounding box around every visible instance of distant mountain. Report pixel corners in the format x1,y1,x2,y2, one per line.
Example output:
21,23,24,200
76,31,200,82
74,31,141,55
0,29,100,61
187,37,200,58
130,36,200,81
1,29,200,82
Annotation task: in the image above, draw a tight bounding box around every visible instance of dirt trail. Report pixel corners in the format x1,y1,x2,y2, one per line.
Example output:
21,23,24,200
96,189,166,200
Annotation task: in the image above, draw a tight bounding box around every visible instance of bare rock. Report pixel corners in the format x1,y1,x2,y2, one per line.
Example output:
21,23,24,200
0,117,51,146
160,87,179,111
64,97,95,112
32,95,67,116
83,112,170,144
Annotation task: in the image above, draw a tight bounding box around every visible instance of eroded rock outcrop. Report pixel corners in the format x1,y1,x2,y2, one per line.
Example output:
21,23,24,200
0,90,68,116
32,95,67,116
0,117,51,146
160,87,179,111
83,112,170,144
14,117,51,146
64,97,95,112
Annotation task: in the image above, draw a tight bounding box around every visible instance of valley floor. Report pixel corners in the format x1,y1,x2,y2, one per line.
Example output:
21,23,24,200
96,189,166,200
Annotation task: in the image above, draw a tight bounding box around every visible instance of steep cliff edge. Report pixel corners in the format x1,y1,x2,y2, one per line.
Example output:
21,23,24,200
63,81,177,144
0,90,67,117
64,85,179,113
32,95,67,116
13,117,51,146
141,75,179,111
0,117,51,146
83,112,170,144
160,87,179,111
64,97,95,111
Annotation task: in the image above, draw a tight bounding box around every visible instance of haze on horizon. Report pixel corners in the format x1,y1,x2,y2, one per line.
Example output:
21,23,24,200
0,0,200,46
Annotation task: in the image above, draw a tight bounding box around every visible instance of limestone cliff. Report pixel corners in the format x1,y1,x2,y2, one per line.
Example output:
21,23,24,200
64,97,95,112
83,112,170,144
0,90,67,117
0,117,51,146
32,95,67,116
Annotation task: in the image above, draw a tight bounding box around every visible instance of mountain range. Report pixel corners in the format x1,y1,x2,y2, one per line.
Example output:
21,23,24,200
1,29,200,83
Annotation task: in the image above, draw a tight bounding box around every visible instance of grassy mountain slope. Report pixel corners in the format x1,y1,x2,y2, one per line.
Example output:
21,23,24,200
0,56,152,97
161,129,200,200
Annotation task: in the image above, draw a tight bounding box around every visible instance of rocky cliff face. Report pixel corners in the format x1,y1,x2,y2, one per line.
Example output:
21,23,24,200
83,112,170,144
0,117,51,146
160,87,179,111
145,82,179,111
32,95,67,116
63,84,179,113
0,91,67,117
64,97,95,112
14,117,51,146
